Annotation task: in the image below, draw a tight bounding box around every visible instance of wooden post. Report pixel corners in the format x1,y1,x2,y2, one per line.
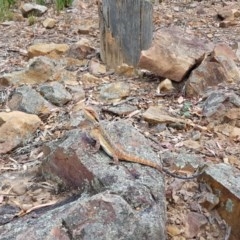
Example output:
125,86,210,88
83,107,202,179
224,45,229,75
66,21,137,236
99,0,153,69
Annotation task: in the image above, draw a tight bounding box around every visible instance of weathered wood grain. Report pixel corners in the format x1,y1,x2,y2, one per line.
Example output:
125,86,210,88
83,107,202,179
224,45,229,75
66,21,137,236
99,0,153,68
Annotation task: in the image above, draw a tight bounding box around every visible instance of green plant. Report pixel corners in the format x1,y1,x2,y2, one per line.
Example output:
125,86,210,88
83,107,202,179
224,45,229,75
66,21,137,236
0,9,13,21
7,0,15,7
28,15,36,25
0,0,14,21
180,101,192,118
36,0,46,5
55,0,73,13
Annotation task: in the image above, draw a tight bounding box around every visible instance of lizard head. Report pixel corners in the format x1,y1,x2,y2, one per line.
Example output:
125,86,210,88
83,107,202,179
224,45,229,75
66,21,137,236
83,106,100,124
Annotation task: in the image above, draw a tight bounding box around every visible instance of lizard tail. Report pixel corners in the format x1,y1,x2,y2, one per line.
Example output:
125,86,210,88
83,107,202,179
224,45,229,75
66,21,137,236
115,149,202,180
162,168,203,180
115,150,163,172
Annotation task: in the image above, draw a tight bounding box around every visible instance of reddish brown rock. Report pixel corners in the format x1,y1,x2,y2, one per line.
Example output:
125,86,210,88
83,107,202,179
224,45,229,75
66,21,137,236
214,43,239,61
185,57,227,97
138,27,213,82
219,20,238,28
200,163,240,240
217,8,240,28
217,9,235,21
40,128,97,191
185,44,240,97
212,43,240,83
185,212,208,238
218,7,240,18
41,146,96,191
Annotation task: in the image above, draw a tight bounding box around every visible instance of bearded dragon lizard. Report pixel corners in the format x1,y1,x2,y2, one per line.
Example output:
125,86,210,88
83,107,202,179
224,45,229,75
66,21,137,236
83,106,205,180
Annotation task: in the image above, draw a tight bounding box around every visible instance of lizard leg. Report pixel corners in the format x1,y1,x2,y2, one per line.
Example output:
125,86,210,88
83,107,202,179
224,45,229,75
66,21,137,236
109,154,120,170
91,138,101,154
112,154,119,165
93,139,101,153
84,133,100,153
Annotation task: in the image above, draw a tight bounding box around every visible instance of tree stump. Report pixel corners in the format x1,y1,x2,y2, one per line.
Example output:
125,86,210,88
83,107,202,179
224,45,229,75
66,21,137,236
98,0,153,69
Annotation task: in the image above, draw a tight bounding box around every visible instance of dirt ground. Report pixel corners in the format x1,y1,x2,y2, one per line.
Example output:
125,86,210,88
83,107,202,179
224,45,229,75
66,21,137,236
1,0,240,239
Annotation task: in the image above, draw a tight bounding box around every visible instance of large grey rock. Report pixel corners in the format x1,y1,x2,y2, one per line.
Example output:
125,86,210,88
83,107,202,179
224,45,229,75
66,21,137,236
0,192,164,240
8,85,54,116
39,82,72,106
38,119,166,239
99,81,130,103
21,3,48,18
